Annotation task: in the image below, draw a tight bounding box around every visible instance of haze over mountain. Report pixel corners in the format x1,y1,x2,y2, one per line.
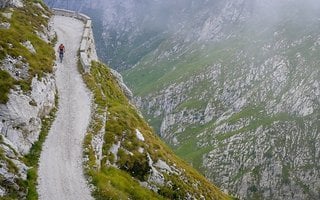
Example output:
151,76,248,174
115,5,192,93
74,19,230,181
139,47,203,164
47,0,320,199
1,0,231,199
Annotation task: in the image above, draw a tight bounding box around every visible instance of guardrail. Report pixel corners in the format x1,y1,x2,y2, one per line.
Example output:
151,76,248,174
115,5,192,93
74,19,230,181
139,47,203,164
52,8,97,72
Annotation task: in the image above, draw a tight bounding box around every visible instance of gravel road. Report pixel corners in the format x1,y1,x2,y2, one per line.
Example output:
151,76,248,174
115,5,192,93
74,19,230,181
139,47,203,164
38,16,93,200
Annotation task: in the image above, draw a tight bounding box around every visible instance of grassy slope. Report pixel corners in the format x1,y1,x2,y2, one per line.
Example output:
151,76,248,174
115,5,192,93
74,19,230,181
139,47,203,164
82,61,233,200
123,37,245,96
0,1,57,199
0,0,54,103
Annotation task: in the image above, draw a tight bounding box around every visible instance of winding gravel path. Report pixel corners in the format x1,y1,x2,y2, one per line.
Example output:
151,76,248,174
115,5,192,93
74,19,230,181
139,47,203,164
38,16,93,200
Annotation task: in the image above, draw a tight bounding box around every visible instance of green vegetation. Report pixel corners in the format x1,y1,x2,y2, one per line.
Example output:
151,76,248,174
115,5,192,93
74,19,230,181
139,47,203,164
282,165,290,184
0,0,54,103
82,61,165,199
90,167,164,200
0,1,57,199
123,37,246,96
176,138,212,170
0,135,26,200
0,70,15,103
82,61,232,200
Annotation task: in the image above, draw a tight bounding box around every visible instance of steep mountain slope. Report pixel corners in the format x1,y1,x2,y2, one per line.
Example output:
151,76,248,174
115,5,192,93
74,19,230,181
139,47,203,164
82,61,232,199
125,1,320,199
42,0,320,199
0,0,56,199
79,0,320,199
1,1,232,199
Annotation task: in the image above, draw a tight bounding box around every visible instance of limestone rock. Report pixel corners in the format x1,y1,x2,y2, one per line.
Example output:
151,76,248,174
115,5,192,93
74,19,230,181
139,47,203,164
21,41,36,54
0,22,10,29
0,74,56,155
110,68,133,100
0,55,29,80
2,12,13,19
0,0,23,8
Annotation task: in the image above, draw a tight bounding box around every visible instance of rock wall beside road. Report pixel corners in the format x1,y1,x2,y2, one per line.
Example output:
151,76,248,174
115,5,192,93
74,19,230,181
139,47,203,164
0,74,56,154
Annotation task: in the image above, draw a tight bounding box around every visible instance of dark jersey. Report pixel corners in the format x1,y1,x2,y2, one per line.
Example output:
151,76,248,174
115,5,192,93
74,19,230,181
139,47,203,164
59,45,65,54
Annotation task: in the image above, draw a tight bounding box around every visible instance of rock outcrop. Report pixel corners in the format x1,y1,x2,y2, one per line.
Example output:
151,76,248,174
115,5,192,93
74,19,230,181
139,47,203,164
0,74,56,154
0,0,23,8
0,1,56,198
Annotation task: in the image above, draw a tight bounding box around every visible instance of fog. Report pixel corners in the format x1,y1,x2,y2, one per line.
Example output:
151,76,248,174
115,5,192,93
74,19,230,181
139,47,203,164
45,0,320,20
44,0,320,31
253,0,320,21
43,0,320,69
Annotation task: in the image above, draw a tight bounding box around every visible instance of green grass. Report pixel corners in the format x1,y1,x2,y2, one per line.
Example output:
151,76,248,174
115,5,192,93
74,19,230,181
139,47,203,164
282,164,290,184
82,62,165,199
0,1,54,103
0,70,15,104
123,37,246,96
91,167,164,200
176,98,207,111
0,1,57,199
176,138,212,170
82,61,233,200
172,120,218,169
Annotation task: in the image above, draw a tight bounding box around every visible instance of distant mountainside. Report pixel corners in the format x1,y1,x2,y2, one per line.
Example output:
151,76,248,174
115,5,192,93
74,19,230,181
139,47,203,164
123,1,320,199
1,1,231,199
45,0,320,199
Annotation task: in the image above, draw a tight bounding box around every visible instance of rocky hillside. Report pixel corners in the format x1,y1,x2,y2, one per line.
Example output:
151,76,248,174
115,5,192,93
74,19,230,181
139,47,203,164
69,0,320,199
0,0,56,199
82,61,232,199
1,1,232,199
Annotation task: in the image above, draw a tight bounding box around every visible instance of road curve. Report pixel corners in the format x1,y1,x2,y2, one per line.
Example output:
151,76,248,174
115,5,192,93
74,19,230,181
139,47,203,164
38,16,93,200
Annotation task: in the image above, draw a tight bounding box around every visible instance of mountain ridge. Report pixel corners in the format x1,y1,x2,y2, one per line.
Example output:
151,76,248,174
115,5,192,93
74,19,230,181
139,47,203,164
74,0,320,199
41,0,320,199
1,1,233,199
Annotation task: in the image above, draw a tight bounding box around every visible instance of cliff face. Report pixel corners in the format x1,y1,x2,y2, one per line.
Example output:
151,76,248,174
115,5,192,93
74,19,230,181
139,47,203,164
125,1,320,199
0,1,56,198
78,0,320,199
0,74,56,154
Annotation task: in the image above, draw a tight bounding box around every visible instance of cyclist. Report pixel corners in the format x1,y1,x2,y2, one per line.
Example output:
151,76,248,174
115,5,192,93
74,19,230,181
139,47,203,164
58,43,65,63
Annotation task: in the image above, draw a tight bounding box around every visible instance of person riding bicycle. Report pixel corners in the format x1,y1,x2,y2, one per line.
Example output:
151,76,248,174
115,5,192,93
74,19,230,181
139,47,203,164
58,43,65,62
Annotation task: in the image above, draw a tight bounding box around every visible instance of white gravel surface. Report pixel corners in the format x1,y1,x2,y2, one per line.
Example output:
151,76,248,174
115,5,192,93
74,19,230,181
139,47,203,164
38,16,93,200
